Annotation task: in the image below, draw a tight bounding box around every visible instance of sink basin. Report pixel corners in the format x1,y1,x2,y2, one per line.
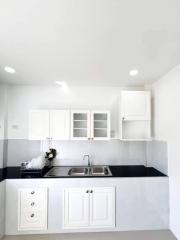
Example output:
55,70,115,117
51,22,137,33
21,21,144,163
44,166,112,177
68,167,88,176
91,166,111,176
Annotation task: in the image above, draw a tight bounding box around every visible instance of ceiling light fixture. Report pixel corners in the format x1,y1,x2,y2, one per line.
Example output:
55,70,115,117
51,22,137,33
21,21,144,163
4,66,16,74
129,69,139,76
55,81,68,92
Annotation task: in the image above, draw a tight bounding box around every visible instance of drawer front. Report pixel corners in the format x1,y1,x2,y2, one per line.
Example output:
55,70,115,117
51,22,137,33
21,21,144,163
18,188,48,231
20,188,46,200
21,197,46,211
19,210,47,230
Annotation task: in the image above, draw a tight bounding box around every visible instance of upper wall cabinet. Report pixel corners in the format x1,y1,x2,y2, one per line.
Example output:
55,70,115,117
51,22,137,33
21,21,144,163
121,91,151,121
50,110,70,140
120,91,151,141
71,111,91,140
29,110,50,140
71,110,110,140
91,111,110,140
29,110,70,140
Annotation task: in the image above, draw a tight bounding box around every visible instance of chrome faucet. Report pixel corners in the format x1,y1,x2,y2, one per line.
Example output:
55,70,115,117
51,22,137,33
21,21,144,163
83,155,91,166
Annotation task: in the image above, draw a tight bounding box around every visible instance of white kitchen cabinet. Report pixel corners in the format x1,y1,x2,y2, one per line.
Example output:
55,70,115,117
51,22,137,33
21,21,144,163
63,187,115,229
29,110,70,140
71,111,91,140
120,91,151,141
121,91,151,121
64,188,89,228
91,111,110,140
71,110,110,140
18,188,48,231
29,110,50,140
5,178,168,235
50,110,70,140
89,187,115,227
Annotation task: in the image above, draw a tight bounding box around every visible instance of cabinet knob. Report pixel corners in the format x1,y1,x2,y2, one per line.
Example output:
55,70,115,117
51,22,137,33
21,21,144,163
31,202,35,206
30,213,35,218
86,190,89,193
90,190,93,193
31,191,35,195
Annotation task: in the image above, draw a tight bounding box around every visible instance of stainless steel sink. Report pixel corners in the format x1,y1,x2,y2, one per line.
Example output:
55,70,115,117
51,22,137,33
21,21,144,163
68,166,112,176
90,166,111,176
44,166,112,177
68,167,89,176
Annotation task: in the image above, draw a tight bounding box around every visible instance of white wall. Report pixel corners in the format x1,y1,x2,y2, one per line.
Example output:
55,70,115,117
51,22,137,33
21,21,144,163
0,84,8,167
5,85,148,167
151,64,180,238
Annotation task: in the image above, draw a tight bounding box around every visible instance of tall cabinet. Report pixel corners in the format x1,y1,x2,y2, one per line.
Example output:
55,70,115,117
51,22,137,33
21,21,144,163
120,91,151,141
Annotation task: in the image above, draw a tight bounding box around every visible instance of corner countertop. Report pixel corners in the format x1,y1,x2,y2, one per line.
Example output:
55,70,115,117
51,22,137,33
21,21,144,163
0,165,167,182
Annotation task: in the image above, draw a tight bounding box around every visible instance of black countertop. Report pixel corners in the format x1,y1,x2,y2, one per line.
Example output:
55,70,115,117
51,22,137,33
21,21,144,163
0,165,166,182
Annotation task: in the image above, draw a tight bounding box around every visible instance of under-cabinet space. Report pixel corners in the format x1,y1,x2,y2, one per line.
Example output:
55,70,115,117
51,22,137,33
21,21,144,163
121,120,151,140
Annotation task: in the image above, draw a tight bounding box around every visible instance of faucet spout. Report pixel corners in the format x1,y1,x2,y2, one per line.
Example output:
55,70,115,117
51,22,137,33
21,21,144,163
83,155,91,166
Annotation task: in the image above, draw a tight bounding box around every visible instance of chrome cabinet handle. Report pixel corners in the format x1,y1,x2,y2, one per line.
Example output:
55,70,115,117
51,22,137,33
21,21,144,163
30,213,35,218
31,202,35,206
31,191,35,195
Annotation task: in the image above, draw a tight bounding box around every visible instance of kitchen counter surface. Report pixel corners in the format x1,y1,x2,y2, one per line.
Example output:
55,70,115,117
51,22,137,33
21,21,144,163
0,165,166,182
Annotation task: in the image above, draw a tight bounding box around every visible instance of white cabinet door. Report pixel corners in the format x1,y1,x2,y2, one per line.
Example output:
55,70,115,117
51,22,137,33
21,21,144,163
71,111,91,140
90,187,115,227
64,188,89,228
64,187,115,229
18,188,48,231
121,91,151,120
91,111,110,140
29,110,50,140
50,110,70,140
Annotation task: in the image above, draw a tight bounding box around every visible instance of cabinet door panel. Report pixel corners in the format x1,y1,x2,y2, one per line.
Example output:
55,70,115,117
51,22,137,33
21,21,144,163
29,110,50,140
50,110,70,140
91,111,110,140
64,188,89,228
90,187,115,227
121,91,150,120
71,111,91,140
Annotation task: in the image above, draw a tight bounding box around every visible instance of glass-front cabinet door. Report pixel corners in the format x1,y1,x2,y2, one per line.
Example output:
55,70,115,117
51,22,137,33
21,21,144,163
71,111,91,140
91,111,110,140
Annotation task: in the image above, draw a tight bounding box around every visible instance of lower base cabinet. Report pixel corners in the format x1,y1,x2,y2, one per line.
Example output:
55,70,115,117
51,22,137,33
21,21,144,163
18,188,48,231
63,187,115,229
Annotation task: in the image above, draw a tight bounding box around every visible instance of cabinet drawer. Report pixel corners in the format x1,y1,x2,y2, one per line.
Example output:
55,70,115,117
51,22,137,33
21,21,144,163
20,188,46,199
21,197,46,211
19,210,47,230
18,188,48,231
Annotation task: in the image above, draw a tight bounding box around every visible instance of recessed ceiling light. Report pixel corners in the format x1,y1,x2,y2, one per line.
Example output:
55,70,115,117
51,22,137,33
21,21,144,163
55,81,68,92
4,66,16,74
129,69,138,76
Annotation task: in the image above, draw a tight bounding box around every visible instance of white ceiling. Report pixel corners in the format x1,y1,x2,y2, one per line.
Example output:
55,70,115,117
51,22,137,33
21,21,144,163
0,0,180,86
